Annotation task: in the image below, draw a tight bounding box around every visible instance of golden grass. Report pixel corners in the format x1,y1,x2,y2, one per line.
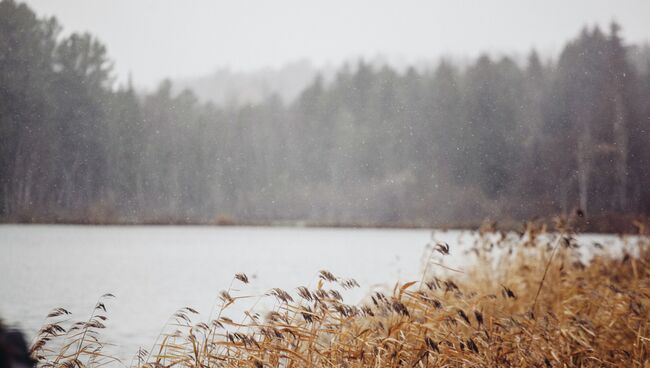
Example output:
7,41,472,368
30,222,650,367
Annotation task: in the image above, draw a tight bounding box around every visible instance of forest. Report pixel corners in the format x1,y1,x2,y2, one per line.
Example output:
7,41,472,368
1,0,650,227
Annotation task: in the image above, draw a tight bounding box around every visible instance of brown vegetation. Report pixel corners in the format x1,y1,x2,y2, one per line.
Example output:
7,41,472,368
30,223,649,367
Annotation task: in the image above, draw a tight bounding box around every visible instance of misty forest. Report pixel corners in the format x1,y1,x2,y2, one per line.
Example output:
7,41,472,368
1,0,650,227
4,1,650,366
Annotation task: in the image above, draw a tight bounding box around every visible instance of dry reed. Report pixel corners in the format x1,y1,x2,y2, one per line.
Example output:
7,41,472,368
30,221,650,367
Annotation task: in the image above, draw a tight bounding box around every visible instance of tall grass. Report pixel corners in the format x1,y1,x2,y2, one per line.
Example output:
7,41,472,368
30,221,649,367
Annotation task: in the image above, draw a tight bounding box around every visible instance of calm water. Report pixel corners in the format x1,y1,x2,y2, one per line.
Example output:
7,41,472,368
0,225,443,360
0,225,628,361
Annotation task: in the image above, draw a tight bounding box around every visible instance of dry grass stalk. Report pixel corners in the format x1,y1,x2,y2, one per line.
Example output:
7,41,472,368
31,224,650,367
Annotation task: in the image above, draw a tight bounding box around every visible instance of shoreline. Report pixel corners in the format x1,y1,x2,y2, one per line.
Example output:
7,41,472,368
2,213,648,234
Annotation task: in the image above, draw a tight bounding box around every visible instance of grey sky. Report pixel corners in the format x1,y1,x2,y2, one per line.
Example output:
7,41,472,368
23,0,650,88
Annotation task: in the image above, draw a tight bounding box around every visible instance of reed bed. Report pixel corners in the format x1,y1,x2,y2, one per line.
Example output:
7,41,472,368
30,221,650,367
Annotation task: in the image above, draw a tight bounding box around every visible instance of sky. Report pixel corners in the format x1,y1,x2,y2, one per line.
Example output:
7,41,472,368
23,0,650,88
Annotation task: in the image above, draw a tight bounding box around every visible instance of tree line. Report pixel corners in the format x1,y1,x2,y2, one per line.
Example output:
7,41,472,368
1,0,649,226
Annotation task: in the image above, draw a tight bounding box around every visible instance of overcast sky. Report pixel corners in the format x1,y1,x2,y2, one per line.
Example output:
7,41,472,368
23,0,650,88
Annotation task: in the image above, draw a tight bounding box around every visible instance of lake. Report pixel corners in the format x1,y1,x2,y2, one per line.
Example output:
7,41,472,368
0,224,628,362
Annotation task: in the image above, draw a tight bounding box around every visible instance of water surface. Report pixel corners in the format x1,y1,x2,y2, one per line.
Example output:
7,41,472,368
0,225,437,360
0,225,629,361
